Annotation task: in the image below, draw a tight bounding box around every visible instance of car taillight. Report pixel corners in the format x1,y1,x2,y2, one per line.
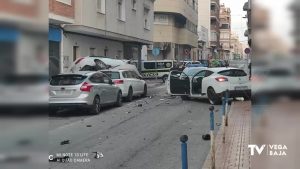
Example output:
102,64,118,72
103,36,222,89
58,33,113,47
113,80,124,84
80,82,93,92
215,77,228,82
75,57,85,64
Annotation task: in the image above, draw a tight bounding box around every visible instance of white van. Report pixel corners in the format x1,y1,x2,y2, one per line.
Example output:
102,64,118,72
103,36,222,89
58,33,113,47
131,60,176,82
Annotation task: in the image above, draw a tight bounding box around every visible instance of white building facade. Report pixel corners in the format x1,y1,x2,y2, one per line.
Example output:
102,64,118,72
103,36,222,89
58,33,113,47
59,0,155,72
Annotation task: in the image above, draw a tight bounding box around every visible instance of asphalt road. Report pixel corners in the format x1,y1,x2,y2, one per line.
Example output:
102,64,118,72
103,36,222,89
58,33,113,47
49,80,222,169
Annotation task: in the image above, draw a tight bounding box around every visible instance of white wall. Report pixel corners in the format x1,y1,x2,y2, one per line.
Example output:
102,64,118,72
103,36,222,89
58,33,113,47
62,32,123,72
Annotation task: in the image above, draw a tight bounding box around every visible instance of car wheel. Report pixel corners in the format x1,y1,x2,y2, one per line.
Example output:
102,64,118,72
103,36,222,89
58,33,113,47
126,87,133,102
181,95,190,100
115,91,122,107
243,92,251,101
207,87,221,105
162,75,168,83
90,96,101,115
142,85,147,97
49,108,58,116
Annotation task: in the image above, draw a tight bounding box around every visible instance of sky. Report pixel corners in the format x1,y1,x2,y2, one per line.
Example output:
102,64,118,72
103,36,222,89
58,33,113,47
220,0,248,43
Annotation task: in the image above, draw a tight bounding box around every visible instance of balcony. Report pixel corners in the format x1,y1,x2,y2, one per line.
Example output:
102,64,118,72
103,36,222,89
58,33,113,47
154,0,198,25
211,0,220,8
211,10,220,22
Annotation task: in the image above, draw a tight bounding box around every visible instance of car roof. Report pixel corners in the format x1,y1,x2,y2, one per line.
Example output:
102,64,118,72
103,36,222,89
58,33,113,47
207,67,238,72
57,71,99,76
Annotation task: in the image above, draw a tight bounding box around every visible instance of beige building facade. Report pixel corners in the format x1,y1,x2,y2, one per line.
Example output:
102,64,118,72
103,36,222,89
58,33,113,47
49,0,155,73
150,0,198,61
219,4,231,60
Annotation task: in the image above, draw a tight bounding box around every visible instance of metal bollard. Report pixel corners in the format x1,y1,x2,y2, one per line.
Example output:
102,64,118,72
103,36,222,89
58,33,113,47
209,106,215,169
222,97,226,143
225,90,229,126
180,135,188,169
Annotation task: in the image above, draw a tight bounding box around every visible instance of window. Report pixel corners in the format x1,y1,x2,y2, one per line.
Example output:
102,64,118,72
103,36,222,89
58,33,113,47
90,48,95,56
102,71,120,79
118,0,125,21
144,62,156,69
144,8,150,29
97,0,106,14
50,75,87,86
211,32,217,41
56,0,72,5
132,0,136,10
154,14,169,25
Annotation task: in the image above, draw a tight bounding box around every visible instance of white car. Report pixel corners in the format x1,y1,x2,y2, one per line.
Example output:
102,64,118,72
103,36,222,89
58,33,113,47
101,69,147,101
167,67,251,104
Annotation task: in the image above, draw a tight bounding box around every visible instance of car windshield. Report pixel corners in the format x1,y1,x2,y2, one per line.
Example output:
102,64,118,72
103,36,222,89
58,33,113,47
50,75,87,86
102,71,120,79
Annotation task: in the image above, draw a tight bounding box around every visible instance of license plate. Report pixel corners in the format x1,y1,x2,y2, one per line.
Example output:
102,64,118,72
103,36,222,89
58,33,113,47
57,90,72,95
235,86,248,90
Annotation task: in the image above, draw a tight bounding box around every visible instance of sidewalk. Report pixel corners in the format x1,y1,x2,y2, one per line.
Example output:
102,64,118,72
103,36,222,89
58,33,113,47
202,101,251,169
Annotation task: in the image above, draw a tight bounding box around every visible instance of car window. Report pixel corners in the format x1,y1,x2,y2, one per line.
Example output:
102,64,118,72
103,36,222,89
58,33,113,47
122,71,132,78
194,70,206,77
205,70,214,77
102,74,111,84
218,69,247,77
102,71,120,79
89,73,105,83
130,71,139,79
50,75,87,86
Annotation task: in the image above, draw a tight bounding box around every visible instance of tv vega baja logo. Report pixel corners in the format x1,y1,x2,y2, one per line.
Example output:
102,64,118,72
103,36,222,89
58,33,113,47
248,144,287,156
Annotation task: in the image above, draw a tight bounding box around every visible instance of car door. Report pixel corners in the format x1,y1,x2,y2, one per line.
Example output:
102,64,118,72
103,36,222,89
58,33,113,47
169,70,190,95
89,73,109,104
131,71,144,93
101,74,118,103
191,70,207,95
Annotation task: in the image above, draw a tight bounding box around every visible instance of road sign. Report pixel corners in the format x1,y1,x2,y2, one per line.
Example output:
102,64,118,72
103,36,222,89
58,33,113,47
152,47,160,57
244,48,251,54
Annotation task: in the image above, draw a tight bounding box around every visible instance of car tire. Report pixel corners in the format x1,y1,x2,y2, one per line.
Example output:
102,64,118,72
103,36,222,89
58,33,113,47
181,95,190,100
142,85,147,97
49,108,58,116
126,87,133,102
207,87,221,105
162,75,168,83
115,91,122,107
89,96,101,115
243,92,251,101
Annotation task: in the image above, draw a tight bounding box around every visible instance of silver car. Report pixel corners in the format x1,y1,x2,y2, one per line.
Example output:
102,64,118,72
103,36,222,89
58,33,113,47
49,72,122,114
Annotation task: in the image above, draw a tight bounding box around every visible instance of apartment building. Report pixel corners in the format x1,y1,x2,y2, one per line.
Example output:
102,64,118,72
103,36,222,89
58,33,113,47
210,0,220,58
198,0,210,60
230,33,243,59
49,0,75,75
151,0,198,61
0,0,48,74
49,0,155,73
219,4,231,60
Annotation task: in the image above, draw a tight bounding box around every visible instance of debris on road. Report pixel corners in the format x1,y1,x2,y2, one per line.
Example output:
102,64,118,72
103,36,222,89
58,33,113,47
137,104,143,107
60,140,70,145
202,134,210,141
86,125,92,127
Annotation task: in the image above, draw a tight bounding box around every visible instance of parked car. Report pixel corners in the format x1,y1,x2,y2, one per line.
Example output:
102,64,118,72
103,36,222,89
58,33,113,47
167,67,251,104
49,72,122,115
101,69,147,101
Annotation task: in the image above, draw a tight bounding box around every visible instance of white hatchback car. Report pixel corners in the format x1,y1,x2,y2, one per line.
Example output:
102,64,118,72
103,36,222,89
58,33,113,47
101,70,147,101
167,67,251,104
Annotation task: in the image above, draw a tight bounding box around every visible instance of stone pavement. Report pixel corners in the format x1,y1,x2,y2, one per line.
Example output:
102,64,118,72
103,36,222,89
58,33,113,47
202,101,251,169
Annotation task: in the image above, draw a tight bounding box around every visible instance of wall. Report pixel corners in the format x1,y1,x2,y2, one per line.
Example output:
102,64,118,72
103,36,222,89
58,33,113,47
62,32,123,72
